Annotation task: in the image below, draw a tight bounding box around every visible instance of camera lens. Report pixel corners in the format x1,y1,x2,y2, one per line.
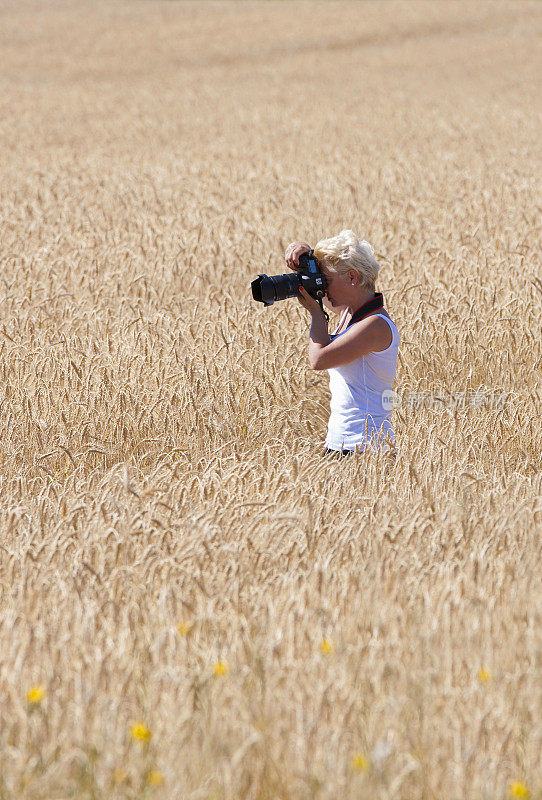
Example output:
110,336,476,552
251,273,300,306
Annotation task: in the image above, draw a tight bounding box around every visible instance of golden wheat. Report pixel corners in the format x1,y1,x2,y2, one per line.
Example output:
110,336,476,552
0,1,540,798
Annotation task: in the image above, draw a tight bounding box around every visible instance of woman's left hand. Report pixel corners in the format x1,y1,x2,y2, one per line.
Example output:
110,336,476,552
298,286,326,318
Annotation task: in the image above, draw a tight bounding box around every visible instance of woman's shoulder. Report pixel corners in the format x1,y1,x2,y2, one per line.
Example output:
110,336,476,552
342,313,396,354
370,310,399,331
360,312,399,352
372,308,393,321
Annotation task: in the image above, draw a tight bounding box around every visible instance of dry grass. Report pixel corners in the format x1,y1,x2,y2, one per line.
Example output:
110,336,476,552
0,1,541,798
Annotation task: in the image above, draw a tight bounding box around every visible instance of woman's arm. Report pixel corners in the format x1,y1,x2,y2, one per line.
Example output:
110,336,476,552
297,287,330,367
307,312,331,368
309,315,392,370
298,287,391,369
297,287,391,370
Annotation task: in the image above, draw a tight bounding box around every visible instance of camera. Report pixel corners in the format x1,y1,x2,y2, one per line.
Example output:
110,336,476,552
251,251,328,309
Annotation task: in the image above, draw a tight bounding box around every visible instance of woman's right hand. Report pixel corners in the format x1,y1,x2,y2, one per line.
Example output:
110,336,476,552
285,241,311,270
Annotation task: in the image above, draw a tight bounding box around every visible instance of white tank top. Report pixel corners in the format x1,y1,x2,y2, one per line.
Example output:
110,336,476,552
325,311,400,452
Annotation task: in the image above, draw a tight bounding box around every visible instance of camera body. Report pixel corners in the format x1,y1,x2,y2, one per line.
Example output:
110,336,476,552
251,252,327,307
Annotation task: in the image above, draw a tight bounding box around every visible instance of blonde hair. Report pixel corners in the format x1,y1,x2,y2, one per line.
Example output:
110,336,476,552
314,229,380,291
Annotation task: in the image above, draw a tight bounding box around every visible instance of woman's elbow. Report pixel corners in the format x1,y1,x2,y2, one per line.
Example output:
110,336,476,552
309,355,326,370
308,345,330,370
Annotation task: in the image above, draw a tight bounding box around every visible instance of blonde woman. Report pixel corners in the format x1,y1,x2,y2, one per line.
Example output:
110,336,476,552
285,230,400,457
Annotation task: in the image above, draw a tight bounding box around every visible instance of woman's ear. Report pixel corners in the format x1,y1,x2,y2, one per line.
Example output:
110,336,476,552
349,270,357,285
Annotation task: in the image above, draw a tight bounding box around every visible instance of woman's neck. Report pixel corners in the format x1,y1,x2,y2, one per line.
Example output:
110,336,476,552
349,289,376,315
334,290,378,334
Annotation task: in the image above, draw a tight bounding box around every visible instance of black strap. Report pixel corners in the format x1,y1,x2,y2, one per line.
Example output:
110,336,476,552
346,292,384,328
309,249,329,322
318,298,330,323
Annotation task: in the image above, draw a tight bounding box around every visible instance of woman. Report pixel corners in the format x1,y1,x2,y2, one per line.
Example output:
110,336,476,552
285,230,400,458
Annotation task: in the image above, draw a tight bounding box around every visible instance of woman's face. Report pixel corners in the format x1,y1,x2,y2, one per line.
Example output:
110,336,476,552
322,266,356,309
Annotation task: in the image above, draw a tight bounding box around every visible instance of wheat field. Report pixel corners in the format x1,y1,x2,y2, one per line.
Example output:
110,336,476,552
0,1,541,798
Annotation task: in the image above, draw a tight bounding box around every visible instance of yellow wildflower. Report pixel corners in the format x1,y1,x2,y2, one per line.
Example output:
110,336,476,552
26,685,45,705
130,722,152,743
350,753,369,771
112,768,127,784
509,782,530,798
477,667,492,683
177,621,192,636
320,638,334,655
147,770,164,787
213,660,230,677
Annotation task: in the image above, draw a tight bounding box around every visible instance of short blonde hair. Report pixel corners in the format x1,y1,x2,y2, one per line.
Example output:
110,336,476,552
314,229,380,290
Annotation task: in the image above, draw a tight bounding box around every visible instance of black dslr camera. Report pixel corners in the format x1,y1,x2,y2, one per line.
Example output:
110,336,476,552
251,251,328,318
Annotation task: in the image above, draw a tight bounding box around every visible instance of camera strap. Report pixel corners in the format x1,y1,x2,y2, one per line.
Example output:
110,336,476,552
318,298,330,323
346,292,384,329
307,250,330,322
